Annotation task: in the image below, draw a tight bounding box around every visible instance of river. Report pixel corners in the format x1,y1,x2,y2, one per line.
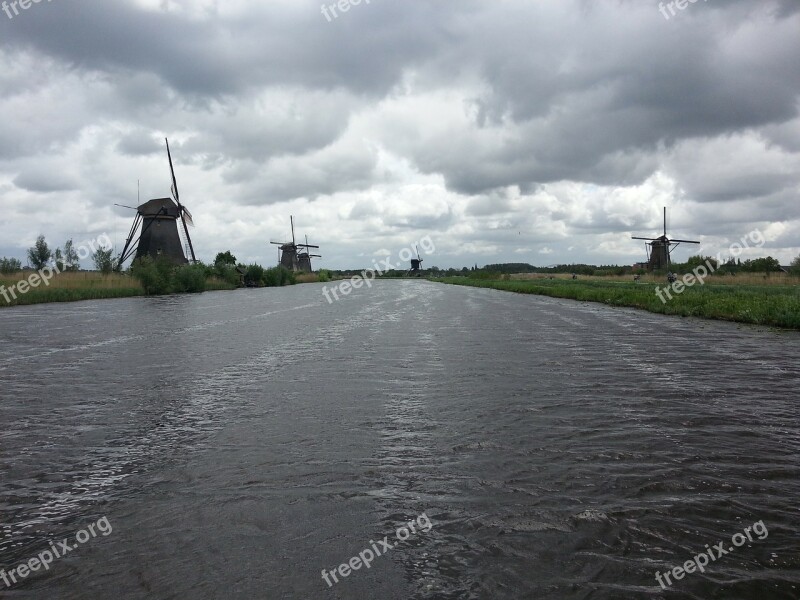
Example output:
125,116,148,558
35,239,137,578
1,280,798,599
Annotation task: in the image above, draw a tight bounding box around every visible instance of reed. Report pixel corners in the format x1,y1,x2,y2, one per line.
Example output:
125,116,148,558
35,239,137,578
0,271,140,291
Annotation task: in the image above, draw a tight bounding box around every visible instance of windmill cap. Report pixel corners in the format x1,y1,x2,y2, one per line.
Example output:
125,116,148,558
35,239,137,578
138,197,180,218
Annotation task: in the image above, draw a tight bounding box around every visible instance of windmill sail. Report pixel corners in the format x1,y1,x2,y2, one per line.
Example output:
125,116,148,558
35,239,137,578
165,138,196,262
182,206,194,228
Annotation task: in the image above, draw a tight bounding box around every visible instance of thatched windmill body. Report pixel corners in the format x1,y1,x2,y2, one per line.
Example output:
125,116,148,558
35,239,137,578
116,139,196,268
632,207,699,271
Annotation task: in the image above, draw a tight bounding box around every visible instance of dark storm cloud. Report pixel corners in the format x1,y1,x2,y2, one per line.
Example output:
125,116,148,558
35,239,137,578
4,0,799,199
388,2,800,195
1,0,453,97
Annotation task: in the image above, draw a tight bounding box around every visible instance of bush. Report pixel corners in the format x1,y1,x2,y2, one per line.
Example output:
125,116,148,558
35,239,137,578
244,264,266,287
317,269,332,282
262,266,295,287
279,266,296,286
214,263,242,287
131,257,214,295
173,263,208,293
0,257,22,274
130,256,174,295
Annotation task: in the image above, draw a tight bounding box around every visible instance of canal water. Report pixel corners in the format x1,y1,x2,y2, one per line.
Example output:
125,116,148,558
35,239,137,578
1,281,799,599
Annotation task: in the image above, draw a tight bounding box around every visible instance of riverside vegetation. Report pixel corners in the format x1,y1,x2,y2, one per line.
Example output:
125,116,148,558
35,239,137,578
0,243,298,308
435,273,800,329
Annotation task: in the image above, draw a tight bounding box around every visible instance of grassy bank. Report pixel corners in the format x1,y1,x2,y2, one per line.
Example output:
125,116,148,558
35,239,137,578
0,266,300,308
434,277,800,329
0,270,240,308
0,272,143,308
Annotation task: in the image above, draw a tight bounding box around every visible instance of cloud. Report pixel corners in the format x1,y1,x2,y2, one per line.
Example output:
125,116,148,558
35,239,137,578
0,0,798,267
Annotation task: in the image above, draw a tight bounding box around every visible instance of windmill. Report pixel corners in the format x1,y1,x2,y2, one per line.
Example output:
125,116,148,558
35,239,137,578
408,246,424,276
270,216,318,272
297,234,322,273
116,139,196,269
632,207,699,271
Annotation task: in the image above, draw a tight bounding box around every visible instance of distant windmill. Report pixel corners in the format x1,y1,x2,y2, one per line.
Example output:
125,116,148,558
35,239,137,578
632,207,699,271
270,216,318,272
297,234,322,273
407,246,424,276
116,138,196,269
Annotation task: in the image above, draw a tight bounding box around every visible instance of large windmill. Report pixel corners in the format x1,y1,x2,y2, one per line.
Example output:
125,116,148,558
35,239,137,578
116,139,196,269
297,234,322,273
270,216,318,272
632,207,699,271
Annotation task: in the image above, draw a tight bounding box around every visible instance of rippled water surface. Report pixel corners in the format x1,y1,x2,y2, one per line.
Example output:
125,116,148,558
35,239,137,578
1,281,799,599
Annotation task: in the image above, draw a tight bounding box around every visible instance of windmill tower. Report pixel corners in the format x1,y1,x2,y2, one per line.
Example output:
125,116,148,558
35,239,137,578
632,207,699,271
297,234,321,273
116,139,196,269
270,216,318,272
407,246,424,276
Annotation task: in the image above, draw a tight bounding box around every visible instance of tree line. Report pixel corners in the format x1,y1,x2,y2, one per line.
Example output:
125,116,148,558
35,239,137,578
0,235,114,275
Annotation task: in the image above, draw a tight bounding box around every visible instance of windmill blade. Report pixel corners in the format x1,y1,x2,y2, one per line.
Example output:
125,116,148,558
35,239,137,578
671,238,700,244
166,139,181,207
181,206,194,228
632,236,659,241
114,203,138,211
165,138,196,262
415,245,421,260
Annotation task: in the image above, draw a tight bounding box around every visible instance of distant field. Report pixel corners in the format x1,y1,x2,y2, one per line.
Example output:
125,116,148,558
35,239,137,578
434,275,800,329
511,271,799,286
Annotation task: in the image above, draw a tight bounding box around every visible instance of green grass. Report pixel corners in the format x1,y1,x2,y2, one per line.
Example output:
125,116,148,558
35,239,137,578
433,277,800,329
0,270,236,308
1,286,143,307
204,278,239,291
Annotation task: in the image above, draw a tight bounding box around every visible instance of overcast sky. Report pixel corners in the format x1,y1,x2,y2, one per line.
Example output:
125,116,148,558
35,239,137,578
1,0,798,270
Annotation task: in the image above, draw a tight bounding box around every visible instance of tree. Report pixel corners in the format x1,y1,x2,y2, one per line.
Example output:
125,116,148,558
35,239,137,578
214,251,237,266
27,235,51,270
0,257,22,274
93,247,115,274
63,239,80,271
791,254,800,276
686,255,718,270
53,248,64,271
741,256,781,273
